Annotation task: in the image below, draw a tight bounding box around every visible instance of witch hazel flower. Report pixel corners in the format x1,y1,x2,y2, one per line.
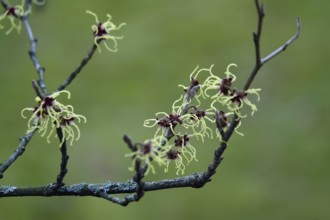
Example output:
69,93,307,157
86,10,126,53
144,112,184,137
184,108,215,141
222,88,261,118
204,63,261,117
204,63,237,102
47,115,87,146
214,110,244,138
125,136,170,175
164,149,185,175
0,0,30,35
164,133,201,175
177,65,214,110
173,134,197,163
21,90,86,146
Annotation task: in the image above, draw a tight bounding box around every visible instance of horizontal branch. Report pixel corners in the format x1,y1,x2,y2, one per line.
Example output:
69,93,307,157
0,172,210,202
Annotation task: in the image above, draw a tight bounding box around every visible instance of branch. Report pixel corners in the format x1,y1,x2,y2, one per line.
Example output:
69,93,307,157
199,0,301,183
56,43,99,91
0,1,45,178
0,172,209,196
22,0,47,94
243,0,301,91
0,0,301,206
97,159,146,206
0,0,6,9
261,17,300,65
0,130,36,179
123,135,145,204
53,128,69,189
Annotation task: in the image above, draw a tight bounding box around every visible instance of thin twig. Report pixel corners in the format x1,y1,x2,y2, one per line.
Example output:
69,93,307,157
57,43,98,91
243,0,301,91
22,0,47,95
261,17,301,65
0,0,9,9
32,80,43,99
130,159,145,201
0,130,36,179
123,136,145,203
53,128,69,189
123,135,137,152
0,0,44,179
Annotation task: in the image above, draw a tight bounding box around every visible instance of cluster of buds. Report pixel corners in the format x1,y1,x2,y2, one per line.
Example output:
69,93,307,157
21,90,86,147
128,63,261,175
86,10,126,53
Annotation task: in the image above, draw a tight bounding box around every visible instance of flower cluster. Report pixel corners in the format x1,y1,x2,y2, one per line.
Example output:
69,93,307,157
0,0,30,35
21,90,86,147
86,10,126,53
127,63,261,175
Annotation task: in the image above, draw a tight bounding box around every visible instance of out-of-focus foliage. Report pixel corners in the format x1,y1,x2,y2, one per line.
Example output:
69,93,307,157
0,0,329,219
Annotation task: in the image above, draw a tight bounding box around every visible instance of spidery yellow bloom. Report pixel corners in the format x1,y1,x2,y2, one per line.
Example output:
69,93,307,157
125,136,170,175
204,63,237,104
205,63,261,117
184,109,215,141
221,88,261,118
144,112,187,137
0,0,30,35
164,149,185,175
86,10,126,53
21,90,86,147
177,65,214,109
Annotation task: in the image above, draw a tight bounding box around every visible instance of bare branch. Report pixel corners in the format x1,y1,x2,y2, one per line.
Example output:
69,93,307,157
130,159,145,202
22,0,47,94
0,0,9,9
31,80,43,99
0,130,36,179
244,0,301,91
261,17,301,65
56,43,99,92
0,172,209,197
253,0,264,66
123,135,137,152
53,128,69,190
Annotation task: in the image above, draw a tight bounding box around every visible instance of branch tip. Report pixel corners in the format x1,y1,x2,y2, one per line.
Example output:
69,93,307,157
255,0,265,17
296,17,301,35
123,135,137,152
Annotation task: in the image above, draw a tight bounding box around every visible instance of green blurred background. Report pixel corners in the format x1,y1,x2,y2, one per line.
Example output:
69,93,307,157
0,0,329,219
